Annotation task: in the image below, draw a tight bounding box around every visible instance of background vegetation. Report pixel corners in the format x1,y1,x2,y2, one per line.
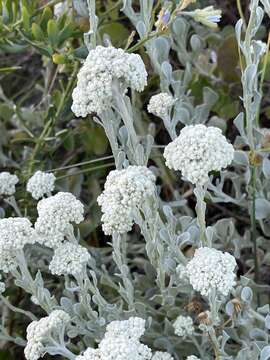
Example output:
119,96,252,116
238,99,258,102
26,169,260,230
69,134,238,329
0,0,270,358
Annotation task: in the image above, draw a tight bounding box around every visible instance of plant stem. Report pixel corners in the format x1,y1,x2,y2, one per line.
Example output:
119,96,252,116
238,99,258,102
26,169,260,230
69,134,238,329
236,0,246,30
56,162,115,179
0,295,37,321
251,166,260,305
27,62,79,177
49,155,114,172
208,327,221,360
256,31,270,127
194,184,208,247
127,31,163,52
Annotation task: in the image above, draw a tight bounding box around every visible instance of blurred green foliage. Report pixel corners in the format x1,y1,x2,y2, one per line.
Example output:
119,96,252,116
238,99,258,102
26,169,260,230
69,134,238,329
0,1,269,354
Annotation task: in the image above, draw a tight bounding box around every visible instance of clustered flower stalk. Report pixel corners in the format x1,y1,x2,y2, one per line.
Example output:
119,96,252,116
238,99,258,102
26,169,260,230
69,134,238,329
236,0,263,302
1,1,270,359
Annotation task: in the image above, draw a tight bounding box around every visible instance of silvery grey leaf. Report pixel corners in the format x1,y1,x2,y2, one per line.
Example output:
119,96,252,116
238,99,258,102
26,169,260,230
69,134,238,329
262,158,270,179
241,286,253,303
265,314,270,329
255,198,270,220
261,346,270,360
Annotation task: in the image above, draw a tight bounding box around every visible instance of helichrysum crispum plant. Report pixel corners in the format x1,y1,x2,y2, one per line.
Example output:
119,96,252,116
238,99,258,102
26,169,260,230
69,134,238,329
1,0,270,359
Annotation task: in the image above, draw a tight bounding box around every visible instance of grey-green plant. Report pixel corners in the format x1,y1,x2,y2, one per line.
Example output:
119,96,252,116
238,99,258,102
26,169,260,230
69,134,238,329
0,1,270,360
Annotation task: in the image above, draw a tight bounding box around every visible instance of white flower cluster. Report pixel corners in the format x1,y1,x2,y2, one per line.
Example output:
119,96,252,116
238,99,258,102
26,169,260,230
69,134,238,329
186,356,200,360
183,247,237,297
97,166,156,235
49,242,90,276
0,218,35,273
71,46,147,117
173,315,194,337
35,192,84,248
0,274,5,294
76,317,152,360
163,124,234,185
24,310,70,360
27,171,56,200
152,352,174,360
76,348,100,360
0,172,18,196
147,93,175,118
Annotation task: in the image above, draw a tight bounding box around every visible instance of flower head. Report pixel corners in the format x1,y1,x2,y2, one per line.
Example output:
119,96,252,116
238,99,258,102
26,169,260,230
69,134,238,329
0,218,36,272
164,124,234,185
184,247,237,297
0,217,35,251
27,171,56,200
186,356,201,360
152,352,174,360
105,317,146,340
0,274,5,294
98,335,152,360
49,242,90,276
35,192,84,248
192,6,222,28
72,46,147,117
97,166,156,235
173,315,194,337
24,310,70,360
148,93,175,118
0,172,18,196
76,348,101,360
76,317,151,360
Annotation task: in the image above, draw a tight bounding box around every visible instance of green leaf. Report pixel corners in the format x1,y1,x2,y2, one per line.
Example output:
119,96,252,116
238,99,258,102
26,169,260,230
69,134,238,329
0,350,12,360
32,23,44,41
217,36,240,83
80,123,108,155
40,6,53,31
21,5,30,31
47,19,59,47
2,1,11,24
99,23,129,47
58,22,77,45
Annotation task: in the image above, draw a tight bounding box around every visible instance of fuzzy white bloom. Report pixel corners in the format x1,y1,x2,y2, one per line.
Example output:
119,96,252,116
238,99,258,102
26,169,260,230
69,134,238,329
98,335,152,360
35,192,84,248
98,166,156,235
24,310,70,360
0,172,18,196
186,356,200,360
24,341,45,360
185,247,237,297
106,317,146,340
0,282,5,294
0,248,17,273
0,274,5,294
71,46,147,117
27,171,56,200
164,124,234,185
147,93,175,118
0,218,35,251
152,352,174,360
76,348,101,360
49,242,90,276
173,315,194,337
0,218,35,272
76,317,151,360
